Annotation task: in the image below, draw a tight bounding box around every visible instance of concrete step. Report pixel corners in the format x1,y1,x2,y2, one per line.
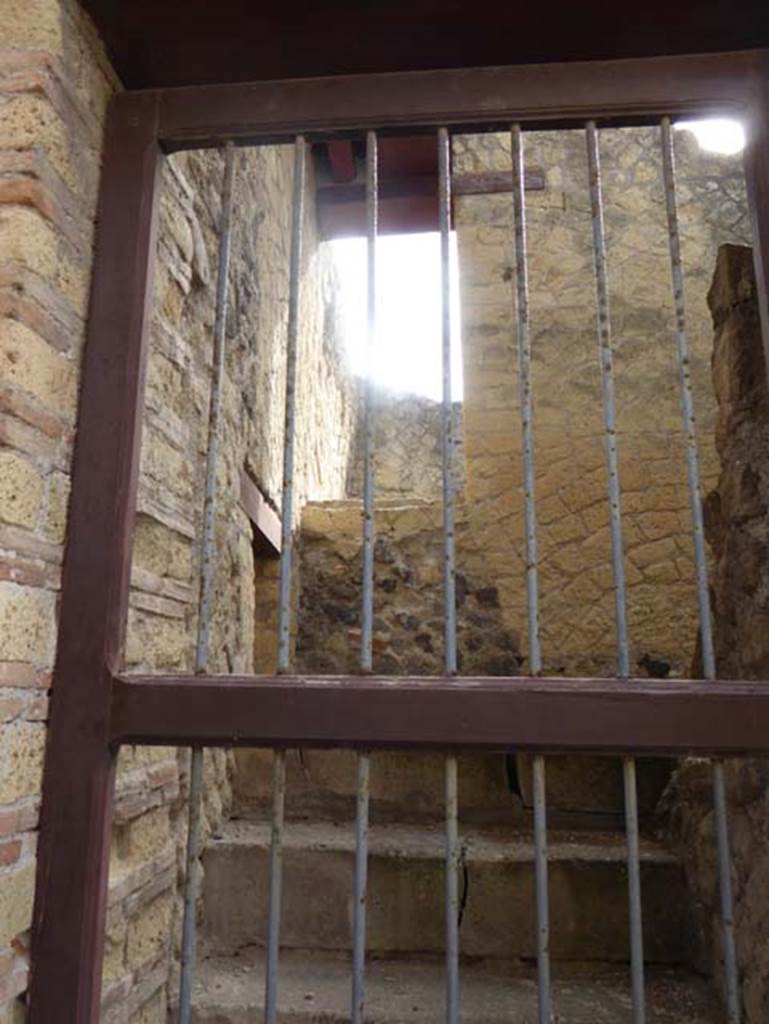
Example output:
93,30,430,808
190,950,720,1023
232,750,670,827
202,821,696,965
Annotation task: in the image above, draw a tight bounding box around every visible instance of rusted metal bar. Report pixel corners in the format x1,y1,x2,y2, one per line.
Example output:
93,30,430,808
510,123,551,1024
438,125,460,1024
351,751,370,1024
585,120,645,1024
277,135,307,671
352,128,377,1024
154,51,757,151
266,134,307,1024
360,129,377,672
179,140,236,1024
660,115,740,1024
29,92,162,1024
265,748,287,1024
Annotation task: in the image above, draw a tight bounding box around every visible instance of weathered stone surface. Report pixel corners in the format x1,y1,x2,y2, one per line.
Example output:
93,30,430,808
453,127,750,678
347,392,463,500
294,499,521,678
666,245,769,1022
202,820,696,965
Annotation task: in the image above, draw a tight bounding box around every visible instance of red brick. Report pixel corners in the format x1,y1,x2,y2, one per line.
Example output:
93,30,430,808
0,802,39,838
0,663,50,690
0,696,24,723
0,840,21,867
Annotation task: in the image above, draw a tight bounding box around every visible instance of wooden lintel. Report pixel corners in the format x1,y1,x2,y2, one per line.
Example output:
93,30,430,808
239,469,281,557
454,168,546,195
110,672,769,756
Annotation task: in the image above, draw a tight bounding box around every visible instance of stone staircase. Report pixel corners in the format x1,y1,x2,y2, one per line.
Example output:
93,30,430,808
188,501,721,1022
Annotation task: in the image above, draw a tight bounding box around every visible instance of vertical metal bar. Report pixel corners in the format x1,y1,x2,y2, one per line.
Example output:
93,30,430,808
265,135,307,1024
660,115,740,1024
445,754,460,1024
277,135,307,673
352,752,371,1023
352,129,377,1024
585,120,645,1024
510,123,551,1024
265,748,287,1024
178,141,236,1024
438,126,460,1024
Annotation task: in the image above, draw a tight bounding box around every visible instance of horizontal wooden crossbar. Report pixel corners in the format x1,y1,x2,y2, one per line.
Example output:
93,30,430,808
110,673,769,755
151,50,761,150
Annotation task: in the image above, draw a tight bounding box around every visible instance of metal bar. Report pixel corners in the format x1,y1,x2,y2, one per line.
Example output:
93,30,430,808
265,134,307,1024
352,129,377,1024
265,748,287,1024
111,672,769,754
510,123,551,1024
438,125,460,1024
155,51,757,151
277,135,307,671
361,129,377,671
29,92,162,1024
351,751,370,1024
660,115,740,1024
585,120,645,1024
445,753,460,1024
178,140,236,1024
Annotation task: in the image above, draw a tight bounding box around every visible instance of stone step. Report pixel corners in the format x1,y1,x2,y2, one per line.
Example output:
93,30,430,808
202,821,696,965
232,750,670,827
232,750,519,826
190,950,720,1023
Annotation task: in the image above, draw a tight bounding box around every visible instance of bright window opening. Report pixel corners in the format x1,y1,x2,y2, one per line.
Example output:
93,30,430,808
676,117,746,155
331,232,464,401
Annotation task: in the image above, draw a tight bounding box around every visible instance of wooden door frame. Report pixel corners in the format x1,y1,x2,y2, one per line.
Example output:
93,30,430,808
28,49,769,1022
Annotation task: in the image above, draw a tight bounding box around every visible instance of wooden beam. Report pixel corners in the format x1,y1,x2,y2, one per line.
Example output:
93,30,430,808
454,168,546,195
110,673,769,756
29,91,162,1024
239,469,281,556
154,50,760,151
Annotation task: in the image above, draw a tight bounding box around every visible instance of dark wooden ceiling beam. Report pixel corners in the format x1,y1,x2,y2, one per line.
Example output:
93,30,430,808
77,0,769,91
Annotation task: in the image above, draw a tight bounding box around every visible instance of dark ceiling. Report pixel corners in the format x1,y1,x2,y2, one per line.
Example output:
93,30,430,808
80,1,768,91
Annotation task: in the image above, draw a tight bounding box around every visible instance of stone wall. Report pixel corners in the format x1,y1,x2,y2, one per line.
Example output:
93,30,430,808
0,5,359,1016
0,1,118,1020
666,245,769,1022
117,142,358,1019
454,127,751,677
346,392,464,501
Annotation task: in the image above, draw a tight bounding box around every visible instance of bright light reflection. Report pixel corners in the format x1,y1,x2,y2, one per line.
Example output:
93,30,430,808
330,232,463,401
676,117,746,155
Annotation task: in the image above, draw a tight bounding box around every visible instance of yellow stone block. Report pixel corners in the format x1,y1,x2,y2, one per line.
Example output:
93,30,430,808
0,0,64,51
126,892,173,971
0,860,34,947
0,720,46,803
0,451,44,529
0,318,77,421
0,584,54,664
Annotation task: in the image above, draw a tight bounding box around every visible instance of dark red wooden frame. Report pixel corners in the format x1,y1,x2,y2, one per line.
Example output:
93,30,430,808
27,50,769,1023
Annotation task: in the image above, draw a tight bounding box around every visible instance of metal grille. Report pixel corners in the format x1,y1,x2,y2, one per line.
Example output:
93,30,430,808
175,118,743,1024
27,49,769,1024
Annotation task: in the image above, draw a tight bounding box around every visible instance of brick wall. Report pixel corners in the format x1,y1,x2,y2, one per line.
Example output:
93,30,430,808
0,1,118,1019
